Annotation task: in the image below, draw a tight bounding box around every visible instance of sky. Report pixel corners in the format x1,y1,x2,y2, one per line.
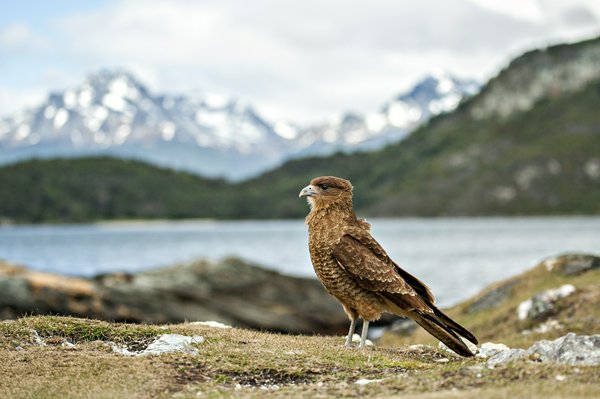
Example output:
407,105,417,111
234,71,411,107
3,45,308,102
1,0,599,124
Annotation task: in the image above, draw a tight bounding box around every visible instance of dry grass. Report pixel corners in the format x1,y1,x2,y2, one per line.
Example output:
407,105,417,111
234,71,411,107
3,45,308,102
381,256,600,350
1,316,598,398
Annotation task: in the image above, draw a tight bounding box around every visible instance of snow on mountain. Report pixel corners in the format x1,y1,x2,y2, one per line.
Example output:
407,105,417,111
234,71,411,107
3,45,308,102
290,70,480,156
0,69,479,179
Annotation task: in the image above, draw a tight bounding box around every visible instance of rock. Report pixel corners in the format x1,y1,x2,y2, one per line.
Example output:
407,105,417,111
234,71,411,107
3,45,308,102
112,334,205,356
517,284,576,320
542,254,600,275
468,281,517,313
31,330,46,346
61,341,76,349
0,258,349,335
476,342,510,358
521,319,563,335
189,321,232,329
349,334,374,347
354,378,383,385
528,333,600,365
141,334,204,356
111,344,137,356
486,349,528,368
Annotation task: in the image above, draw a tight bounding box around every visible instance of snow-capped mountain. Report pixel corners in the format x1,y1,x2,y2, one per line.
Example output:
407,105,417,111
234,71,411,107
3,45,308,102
289,71,480,156
0,69,479,179
0,69,288,179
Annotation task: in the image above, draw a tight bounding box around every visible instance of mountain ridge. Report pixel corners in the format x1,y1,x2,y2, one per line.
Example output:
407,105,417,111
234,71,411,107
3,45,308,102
0,69,478,179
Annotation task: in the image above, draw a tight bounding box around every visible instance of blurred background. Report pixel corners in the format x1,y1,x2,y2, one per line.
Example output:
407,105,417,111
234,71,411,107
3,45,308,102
0,1,599,332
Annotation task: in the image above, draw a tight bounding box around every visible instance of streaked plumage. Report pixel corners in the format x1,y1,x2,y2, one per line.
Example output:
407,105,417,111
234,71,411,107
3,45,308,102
299,176,477,356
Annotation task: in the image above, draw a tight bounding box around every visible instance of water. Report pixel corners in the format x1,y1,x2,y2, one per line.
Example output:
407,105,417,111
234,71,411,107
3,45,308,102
1,217,599,306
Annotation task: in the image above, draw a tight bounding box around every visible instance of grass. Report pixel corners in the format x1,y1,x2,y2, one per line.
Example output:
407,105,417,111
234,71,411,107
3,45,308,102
1,254,598,397
380,254,600,349
1,315,598,398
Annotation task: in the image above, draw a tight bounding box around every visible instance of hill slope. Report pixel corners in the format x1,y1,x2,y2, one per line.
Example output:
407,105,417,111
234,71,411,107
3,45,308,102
0,157,236,223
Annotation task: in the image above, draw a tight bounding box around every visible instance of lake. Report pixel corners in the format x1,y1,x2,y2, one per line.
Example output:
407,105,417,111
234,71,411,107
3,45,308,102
1,217,599,307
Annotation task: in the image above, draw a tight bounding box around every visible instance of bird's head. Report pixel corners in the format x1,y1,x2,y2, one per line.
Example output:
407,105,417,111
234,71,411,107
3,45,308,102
299,176,353,210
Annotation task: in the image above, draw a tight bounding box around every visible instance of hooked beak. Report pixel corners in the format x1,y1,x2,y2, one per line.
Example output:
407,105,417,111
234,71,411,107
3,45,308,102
299,185,316,198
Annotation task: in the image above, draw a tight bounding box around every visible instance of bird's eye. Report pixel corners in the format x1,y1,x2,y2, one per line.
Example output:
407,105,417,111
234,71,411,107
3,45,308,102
319,184,330,190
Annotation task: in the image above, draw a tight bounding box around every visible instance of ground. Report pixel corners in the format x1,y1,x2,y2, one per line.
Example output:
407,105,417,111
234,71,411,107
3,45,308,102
1,316,598,398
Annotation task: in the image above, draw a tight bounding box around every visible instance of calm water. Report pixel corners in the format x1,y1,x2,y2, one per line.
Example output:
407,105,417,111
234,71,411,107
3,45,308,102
1,217,599,306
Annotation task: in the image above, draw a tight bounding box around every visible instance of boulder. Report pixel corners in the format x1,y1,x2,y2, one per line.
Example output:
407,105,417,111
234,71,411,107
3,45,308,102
0,258,349,334
528,333,600,365
486,349,528,367
542,254,600,275
516,284,575,320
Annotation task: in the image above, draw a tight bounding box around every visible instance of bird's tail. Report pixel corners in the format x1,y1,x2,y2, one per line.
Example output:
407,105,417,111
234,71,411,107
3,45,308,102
409,308,477,357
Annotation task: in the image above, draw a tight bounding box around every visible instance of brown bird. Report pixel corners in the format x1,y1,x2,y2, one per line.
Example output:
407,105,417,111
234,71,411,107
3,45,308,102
299,176,478,356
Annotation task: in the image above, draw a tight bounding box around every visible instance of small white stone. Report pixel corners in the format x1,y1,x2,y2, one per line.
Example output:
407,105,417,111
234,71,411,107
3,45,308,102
190,321,232,329
349,333,373,346
355,378,383,385
477,342,510,358
141,334,204,356
111,344,136,356
517,299,533,320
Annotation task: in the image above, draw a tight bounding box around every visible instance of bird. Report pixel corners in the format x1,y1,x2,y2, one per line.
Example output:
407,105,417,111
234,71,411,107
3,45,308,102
299,175,478,356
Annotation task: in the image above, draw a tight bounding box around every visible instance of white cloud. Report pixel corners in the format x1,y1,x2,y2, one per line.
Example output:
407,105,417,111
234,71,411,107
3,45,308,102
0,23,49,53
1,0,600,123
0,87,46,115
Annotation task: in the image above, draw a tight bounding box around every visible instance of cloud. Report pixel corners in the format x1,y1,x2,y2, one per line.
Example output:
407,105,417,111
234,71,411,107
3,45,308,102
0,23,49,54
2,0,600,122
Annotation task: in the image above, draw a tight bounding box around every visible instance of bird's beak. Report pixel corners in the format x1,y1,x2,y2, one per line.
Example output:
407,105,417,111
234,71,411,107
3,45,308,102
299,185,316,198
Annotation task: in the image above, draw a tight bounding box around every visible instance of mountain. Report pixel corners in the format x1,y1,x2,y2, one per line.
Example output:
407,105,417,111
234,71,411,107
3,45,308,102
0,70,478,179
0,69,289,180
288,71,479,157
240,36,600,218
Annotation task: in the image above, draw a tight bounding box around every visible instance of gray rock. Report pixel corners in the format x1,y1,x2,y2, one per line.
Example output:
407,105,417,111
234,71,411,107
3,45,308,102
528,333,600,365
141,334,204,356
543,254,600,275
516,284,575,320
486,349,528,367
468,281,517,313
0,258,349,335
31,330,46,346
112,334,205,356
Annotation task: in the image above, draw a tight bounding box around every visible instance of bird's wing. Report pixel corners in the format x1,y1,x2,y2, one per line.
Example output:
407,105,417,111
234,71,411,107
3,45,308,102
332,229,416,295
333,227,435,300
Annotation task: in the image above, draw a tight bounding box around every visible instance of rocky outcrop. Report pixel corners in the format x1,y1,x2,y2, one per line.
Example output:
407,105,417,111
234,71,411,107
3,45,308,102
0,258,349,334
517,284,576,320
471,36,600,120
485,333,600,367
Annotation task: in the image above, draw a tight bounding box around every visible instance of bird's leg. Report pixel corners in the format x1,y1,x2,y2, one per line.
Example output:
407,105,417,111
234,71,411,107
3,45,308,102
344,318,357,347
358,320,369,349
